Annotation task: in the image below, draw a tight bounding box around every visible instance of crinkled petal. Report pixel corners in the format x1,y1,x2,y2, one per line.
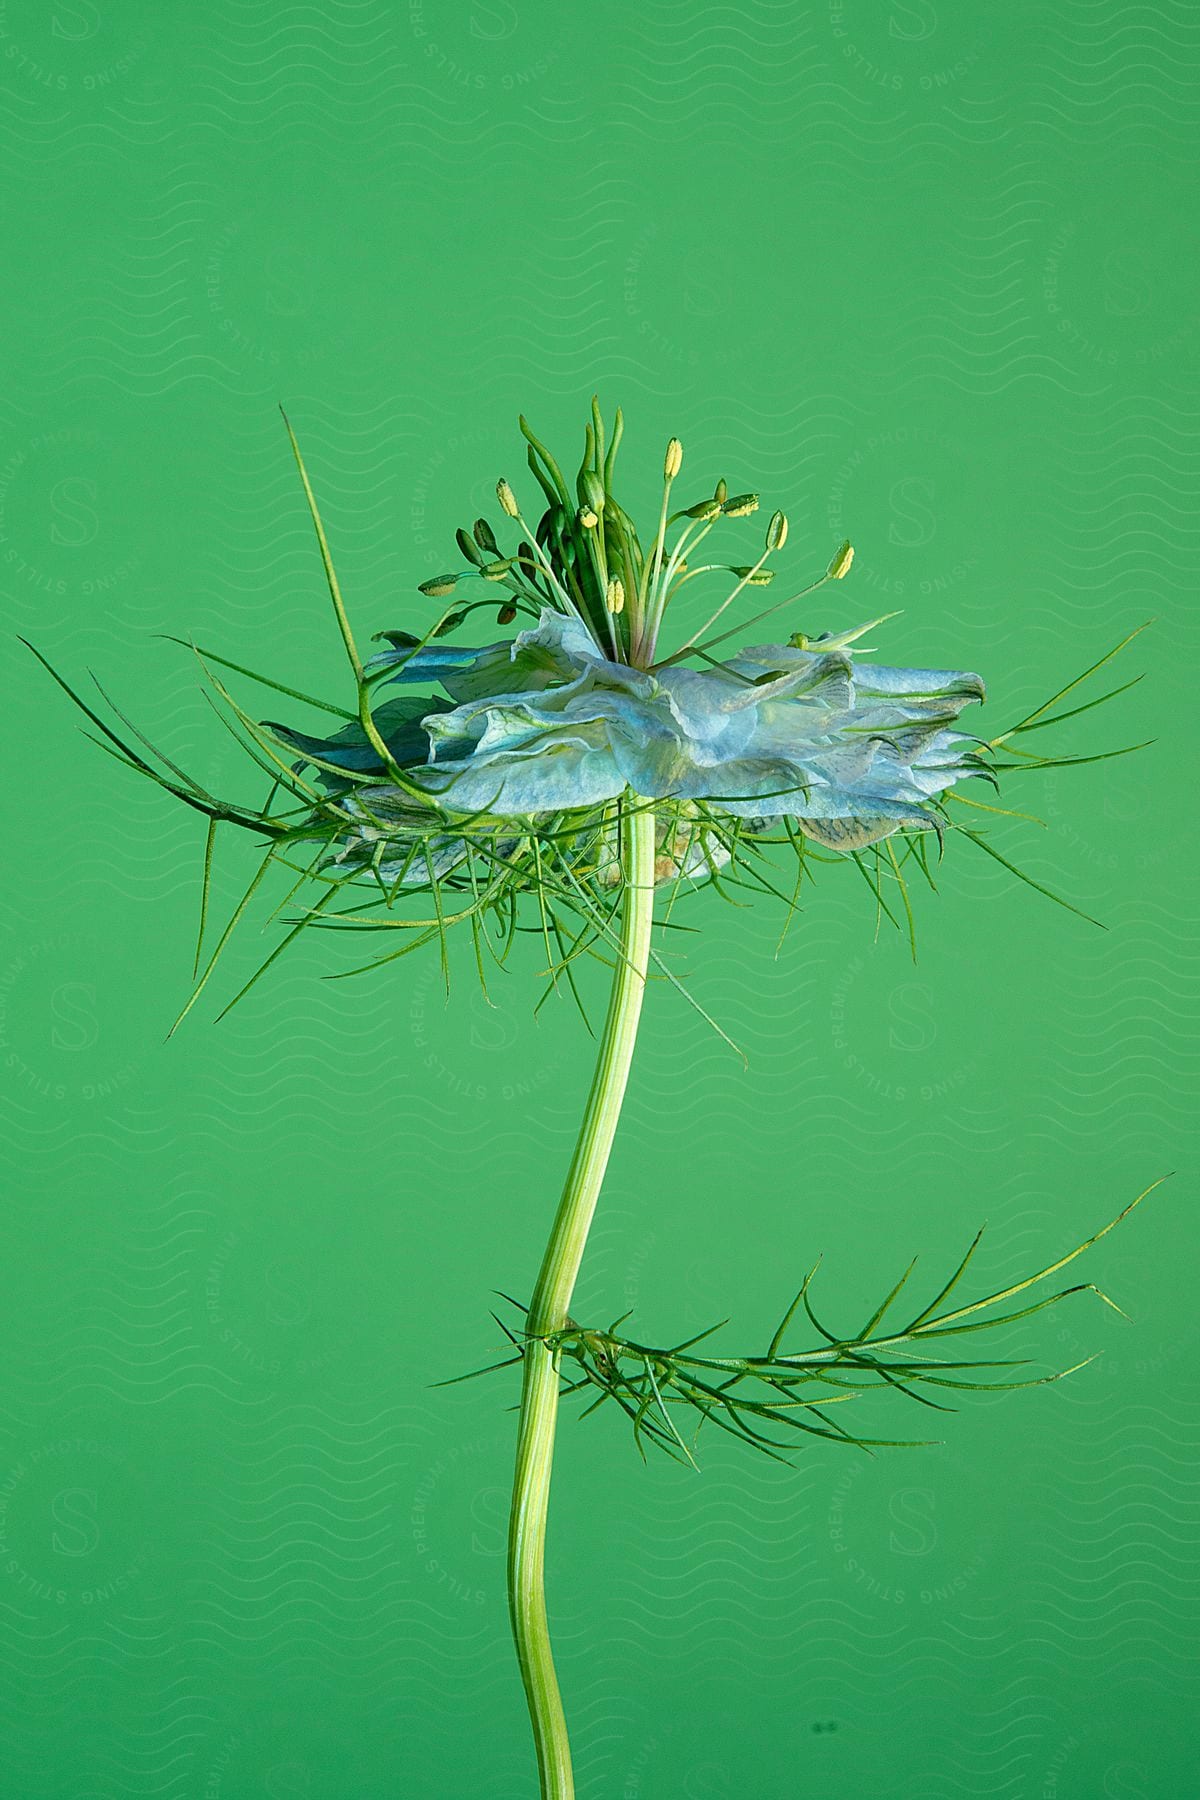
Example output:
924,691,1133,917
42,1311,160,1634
413,720,627,815
367,607,657,707
513,609,664,703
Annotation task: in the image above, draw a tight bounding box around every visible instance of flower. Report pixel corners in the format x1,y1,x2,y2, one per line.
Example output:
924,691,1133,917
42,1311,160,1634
271,606,986,882
29,399,1142,1019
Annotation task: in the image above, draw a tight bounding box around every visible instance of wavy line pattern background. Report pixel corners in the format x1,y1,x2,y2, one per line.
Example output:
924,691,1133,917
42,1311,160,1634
2,1,1197,1794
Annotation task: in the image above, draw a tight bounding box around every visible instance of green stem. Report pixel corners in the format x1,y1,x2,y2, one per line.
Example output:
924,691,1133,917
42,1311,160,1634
507,798,657,1799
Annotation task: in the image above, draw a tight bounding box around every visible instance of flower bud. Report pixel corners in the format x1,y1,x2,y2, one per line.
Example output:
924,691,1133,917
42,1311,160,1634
730,566,776,586
481,558,516,581
432,609,467,636
473,517,500,555
497,603,517,625
581,469,606,514
721,493,759,517
578,506,599,531
496,478,520,518
766,510,788,551
714,478,728,504
606,575,625,614
418,573,460,598
664,438,683,480
456,527,485,567
827,539,855,580
681,498,722,522
787,631,809,649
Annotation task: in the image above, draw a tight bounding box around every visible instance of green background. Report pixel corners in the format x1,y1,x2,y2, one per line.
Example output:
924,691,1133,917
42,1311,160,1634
2,3,1197,1794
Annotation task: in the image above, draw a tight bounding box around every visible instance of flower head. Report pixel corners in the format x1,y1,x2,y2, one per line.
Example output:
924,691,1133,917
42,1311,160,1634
28,399,1143,1022
285,606,986,873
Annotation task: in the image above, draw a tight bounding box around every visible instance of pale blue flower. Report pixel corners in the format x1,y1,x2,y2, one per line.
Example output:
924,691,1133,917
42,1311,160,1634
356,608,986,852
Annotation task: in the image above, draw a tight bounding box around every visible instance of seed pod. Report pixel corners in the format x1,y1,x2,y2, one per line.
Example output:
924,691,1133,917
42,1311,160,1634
418,573,460,598
721,493,759,518
606,575,625,614
827,539,855,580
497,603,517,625
664,437,683,480
456,528,485,567
496,479,520,519
473,517,500,555
766,510,788,551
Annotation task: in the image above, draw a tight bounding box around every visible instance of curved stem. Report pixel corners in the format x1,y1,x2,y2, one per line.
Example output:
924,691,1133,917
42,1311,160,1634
507,798,657,1799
